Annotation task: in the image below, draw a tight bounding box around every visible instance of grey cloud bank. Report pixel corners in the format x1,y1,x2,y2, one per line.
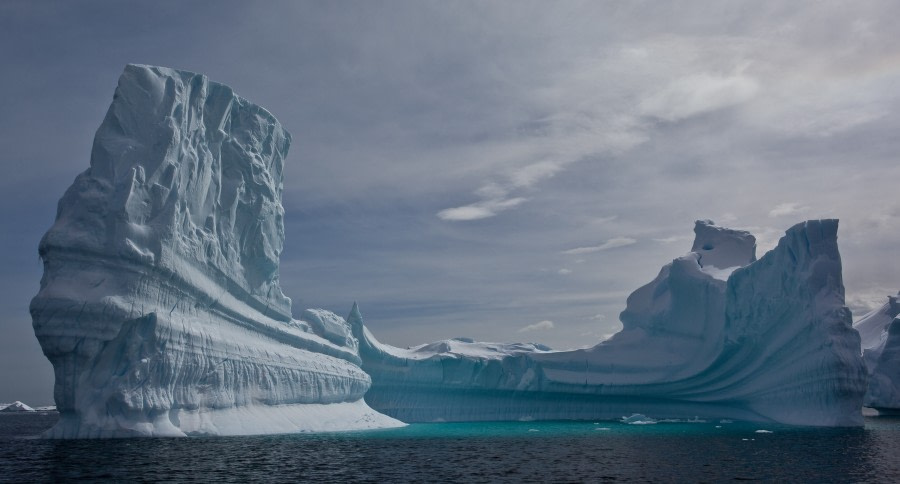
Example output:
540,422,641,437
1,0,899,404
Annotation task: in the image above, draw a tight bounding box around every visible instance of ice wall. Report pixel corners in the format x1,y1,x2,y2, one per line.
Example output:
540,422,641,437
854,293,900,411
30,65,401,437
357,220,867,426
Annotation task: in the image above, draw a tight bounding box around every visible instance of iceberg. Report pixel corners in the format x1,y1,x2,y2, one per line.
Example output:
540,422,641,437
621,414,657,425
30,65,402,438
356,220,867,426
0,401,35,413
854,292,900,412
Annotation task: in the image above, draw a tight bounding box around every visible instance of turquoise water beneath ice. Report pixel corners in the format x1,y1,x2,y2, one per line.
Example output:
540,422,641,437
2,413,900,482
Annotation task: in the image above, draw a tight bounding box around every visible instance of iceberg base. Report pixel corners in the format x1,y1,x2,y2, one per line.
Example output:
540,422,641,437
364,388,829,425
44,400,406,439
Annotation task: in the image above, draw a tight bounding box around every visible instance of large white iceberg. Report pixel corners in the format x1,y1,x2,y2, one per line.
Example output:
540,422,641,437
854,292,900,412
30,65,402,438
355,220,867,426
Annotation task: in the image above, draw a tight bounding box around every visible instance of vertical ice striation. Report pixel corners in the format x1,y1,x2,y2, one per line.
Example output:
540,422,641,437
357,220,867,426
854,292,900,412
30,65,401,437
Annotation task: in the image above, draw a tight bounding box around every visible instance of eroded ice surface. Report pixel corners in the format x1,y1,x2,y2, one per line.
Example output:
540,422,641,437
854,292,900,411
30,65,401,438
357,220,867,426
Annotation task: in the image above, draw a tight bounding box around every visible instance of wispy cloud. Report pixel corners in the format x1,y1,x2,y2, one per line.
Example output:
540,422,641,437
437,197,528,221
518,320,555,333
509,161,564,188
768,202,810,218
557,268,572,275
653,235,692,244
438,162,565,222
640,72,759,122
563,237,636,255
590,215,618,225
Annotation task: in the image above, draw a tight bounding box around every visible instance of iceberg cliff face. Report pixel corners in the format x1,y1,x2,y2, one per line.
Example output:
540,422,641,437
854,293,900,411
357,220,867,426
30,65,401,437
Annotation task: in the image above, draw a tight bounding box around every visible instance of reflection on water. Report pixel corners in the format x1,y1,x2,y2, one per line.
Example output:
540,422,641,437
2,414,899,482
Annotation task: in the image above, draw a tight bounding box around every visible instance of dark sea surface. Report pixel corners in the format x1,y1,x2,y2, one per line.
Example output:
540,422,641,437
2,413,900,483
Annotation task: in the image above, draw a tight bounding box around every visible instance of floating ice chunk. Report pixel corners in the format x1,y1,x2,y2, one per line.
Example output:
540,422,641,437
621,414,657,425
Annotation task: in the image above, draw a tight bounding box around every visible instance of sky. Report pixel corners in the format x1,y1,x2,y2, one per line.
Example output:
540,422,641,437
1,0,899,405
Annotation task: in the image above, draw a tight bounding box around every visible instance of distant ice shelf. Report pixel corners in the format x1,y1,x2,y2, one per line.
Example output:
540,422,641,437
30,64,402,438
356,220,868,427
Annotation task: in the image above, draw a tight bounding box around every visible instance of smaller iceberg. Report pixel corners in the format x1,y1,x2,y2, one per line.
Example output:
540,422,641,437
621,414,657,425
0,401,35,413
357,220,868,426
854,292,900,412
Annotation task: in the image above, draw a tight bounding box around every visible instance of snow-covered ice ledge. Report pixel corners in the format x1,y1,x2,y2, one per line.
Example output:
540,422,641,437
357,220,868,427
31,65,403,438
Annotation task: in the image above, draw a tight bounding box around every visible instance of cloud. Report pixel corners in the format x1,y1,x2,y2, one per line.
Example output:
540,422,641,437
653,235,692,244
436,206,494,222
719,212,738,223
563,237,636,255
438,161,562,222
768,202,810,218
510,161,563,188
557,268,572,275
590,215,618,225
640,73,759,122
846,288,898,320
437,197,528,221
437,161,569,222
518,320,555,333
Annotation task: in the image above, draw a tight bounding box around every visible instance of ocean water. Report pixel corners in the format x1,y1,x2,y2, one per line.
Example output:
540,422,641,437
2,413,900,482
